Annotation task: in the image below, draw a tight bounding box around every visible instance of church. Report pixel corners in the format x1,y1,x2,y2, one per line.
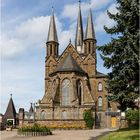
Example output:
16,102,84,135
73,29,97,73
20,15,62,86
19,3,119,129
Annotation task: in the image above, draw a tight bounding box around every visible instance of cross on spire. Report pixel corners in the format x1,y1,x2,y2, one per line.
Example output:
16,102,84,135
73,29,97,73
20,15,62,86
10,94,12,98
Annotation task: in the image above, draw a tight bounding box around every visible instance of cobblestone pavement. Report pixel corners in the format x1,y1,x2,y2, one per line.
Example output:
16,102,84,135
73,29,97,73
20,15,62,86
1,129,115,140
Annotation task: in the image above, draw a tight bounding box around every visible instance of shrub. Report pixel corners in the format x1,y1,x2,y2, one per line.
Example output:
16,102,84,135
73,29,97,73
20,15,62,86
125,109,139,127
6,120,13,126
83,109,94,129
18,123,51,133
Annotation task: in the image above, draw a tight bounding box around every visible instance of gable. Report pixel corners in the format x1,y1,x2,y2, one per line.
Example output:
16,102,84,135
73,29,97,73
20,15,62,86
57,43,83,66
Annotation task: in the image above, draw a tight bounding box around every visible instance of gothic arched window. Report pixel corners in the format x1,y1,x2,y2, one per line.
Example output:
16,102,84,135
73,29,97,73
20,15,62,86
98,97,103,111
62,79,71,106
61,110,67,119
98,82,103,91
76,80,83,105
40,110,46,120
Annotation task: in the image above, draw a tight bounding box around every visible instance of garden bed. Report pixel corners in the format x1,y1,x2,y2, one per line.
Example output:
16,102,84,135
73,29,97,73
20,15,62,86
17,123,52,136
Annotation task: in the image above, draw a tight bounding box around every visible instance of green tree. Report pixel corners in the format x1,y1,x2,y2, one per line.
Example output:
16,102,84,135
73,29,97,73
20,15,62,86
83,109,94,129
125,109,139,127
98,0,139,111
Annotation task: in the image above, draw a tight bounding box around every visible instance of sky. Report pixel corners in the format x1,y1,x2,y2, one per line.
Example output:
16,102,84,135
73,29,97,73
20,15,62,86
0,0,118,114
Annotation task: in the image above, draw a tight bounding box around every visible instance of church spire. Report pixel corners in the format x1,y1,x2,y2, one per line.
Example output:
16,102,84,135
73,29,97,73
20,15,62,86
75,0,84,53
85,8,95,40
84,8,96,55
47,7,58,43
46,7,59,58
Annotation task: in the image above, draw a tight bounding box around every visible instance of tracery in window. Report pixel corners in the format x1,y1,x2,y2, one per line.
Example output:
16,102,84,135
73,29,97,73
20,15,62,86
62,79,70,106
40,110,46,120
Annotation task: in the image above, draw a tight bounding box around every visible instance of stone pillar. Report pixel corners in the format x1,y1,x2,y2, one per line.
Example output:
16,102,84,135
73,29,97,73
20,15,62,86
19,108,24,127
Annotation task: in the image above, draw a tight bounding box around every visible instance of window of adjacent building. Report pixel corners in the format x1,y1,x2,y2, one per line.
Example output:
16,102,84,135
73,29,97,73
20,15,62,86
98,82,103,91
40,111,46,120
98,97,102,111
62,111,67,119
62,79,71,106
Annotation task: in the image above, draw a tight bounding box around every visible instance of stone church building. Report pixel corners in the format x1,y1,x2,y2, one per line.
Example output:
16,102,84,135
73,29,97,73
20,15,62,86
19,4,120,129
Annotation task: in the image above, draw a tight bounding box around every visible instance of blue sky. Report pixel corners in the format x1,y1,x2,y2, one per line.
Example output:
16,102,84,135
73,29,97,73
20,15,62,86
1,0,117,114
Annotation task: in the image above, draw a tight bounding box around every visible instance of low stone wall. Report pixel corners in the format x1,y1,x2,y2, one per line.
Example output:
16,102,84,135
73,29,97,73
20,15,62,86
23,119,87,129
17,131,52,136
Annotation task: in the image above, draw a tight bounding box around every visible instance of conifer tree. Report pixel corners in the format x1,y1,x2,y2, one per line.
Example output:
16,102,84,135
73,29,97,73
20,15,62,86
98,0,139,111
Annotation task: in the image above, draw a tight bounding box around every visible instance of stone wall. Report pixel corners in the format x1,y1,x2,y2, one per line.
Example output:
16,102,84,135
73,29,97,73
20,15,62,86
22,119,87,129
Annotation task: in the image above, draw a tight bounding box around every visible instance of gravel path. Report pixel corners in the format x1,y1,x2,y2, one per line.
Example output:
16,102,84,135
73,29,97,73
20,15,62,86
1,129,115,140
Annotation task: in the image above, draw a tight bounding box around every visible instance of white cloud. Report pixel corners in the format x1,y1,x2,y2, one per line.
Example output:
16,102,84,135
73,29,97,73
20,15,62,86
95,3,118,32
1,14,74,58
61,0,112,20
1,16,51,58
1,35,24,58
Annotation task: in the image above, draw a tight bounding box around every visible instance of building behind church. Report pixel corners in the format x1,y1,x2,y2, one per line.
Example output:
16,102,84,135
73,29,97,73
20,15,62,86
19,3,120,129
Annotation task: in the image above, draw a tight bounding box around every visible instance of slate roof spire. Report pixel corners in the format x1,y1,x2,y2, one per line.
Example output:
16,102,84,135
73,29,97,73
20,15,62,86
47,7,58,43
4,94,16,119
85,8,95,40
29,103,34,113
75,1,84,49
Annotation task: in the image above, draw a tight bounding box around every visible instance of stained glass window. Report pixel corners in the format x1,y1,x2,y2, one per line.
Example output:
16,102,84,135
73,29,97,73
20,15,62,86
62,79,70,106
40,111,46,120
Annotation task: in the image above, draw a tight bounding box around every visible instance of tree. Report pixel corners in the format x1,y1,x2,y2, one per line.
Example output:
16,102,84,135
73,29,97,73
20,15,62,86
83,109,94,129
98,0,139,111
125,109,139,127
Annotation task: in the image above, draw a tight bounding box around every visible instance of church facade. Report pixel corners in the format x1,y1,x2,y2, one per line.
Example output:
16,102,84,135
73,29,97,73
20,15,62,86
19,4,119,129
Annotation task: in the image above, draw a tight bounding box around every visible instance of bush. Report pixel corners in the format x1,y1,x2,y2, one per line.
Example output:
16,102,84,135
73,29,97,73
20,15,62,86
125,109,139,127
18,123,51,133
6,120,13,126
83,109,94,129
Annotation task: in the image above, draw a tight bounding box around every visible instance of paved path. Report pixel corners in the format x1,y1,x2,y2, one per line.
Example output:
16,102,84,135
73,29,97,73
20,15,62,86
1,129,115,140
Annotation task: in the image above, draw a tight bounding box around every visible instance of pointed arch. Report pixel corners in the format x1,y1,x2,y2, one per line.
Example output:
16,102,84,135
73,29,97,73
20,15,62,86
40,110,46,120
61,110,67,119
61,78,71,106
76,79,83,105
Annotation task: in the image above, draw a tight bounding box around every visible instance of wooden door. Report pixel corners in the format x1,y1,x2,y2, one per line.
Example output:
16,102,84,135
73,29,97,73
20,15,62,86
111,117,116,128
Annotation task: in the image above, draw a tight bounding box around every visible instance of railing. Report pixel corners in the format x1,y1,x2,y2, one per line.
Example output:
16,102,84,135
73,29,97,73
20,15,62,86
17,131,52,136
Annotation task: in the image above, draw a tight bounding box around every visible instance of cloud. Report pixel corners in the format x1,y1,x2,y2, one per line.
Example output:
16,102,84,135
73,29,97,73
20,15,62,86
61,0,113,20
1,35,24,58
1,16,51,58
95,3,118,32
1,14,74,59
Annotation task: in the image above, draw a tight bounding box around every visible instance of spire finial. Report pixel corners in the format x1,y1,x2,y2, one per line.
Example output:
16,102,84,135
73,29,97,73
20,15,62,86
52,6,54,12
47,6,58,43
69,38,71,44
78,0,81,4
10,94,12,98
78,0,81,8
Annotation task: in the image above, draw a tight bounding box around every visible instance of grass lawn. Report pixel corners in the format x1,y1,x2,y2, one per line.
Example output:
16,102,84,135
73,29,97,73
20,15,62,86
99,127,139,140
